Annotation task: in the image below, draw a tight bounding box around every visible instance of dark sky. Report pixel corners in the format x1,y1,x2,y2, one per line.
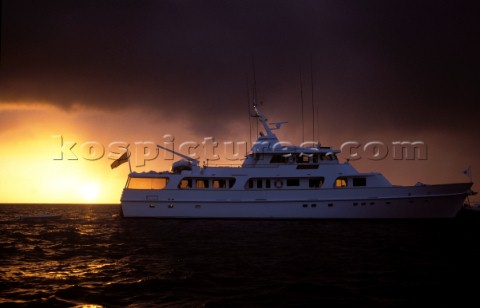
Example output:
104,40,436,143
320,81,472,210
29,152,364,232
1,1,479,153
2,1,478,120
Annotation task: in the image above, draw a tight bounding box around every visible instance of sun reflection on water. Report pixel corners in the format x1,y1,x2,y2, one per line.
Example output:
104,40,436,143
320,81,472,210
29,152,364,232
0,204,123,305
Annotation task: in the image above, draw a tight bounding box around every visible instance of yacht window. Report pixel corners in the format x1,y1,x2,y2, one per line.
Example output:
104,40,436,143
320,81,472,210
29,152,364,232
309,178,324,188
179,178,192,189
335,177,348,187
208,178,235,189
257,179,263,189
321,153,337,161
248,179,254,189
266,179,271,188
296,154,310,163
196,179,209,189
353,177,367,187
286,179,300,186
128,177,169,189
271,155,289,163
213,179,227,189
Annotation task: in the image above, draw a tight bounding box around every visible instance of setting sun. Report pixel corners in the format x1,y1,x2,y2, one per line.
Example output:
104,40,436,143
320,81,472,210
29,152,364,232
0,104,132,204
80,183,101,202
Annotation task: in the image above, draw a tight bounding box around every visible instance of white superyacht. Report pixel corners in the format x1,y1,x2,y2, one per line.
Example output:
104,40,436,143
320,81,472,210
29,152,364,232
118,106,472,218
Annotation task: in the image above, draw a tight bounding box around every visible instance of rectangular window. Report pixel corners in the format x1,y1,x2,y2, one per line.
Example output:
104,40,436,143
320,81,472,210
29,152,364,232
128,177,169,189
353,177,367,187
335,177,347,187
257,179,263,189
320,153,337,161
179,179,192,189
213,179,227,189
196,179,209,189
296,154,310,163
286,179,300,186
309,178,324,188
266,179,271,188
270,155,288,163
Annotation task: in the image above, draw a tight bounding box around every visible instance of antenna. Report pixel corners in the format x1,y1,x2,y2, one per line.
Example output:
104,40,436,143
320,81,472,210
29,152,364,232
251,54,259,137
299,65,305,143
310,53,315,142
316,105,320,145
246,73,252,145
252,54,258,107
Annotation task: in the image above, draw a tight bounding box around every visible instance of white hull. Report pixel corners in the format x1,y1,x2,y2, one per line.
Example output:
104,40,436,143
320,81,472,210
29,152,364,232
121,184,470,219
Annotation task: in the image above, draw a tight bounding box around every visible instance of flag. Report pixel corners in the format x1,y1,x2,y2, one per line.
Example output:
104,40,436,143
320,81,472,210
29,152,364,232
111,151,129,169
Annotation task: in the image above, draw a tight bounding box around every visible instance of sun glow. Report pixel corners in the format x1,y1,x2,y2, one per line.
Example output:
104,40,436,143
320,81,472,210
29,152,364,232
0,105,131,204
80,183,101,202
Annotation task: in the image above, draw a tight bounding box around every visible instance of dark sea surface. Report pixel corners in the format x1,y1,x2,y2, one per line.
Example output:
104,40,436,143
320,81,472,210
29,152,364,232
1,204,480,307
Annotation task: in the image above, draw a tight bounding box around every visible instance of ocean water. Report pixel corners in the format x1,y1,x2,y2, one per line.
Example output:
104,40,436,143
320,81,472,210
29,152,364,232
1,204,479,307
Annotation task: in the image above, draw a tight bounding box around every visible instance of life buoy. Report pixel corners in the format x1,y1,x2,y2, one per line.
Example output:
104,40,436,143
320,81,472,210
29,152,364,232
274,180,283,188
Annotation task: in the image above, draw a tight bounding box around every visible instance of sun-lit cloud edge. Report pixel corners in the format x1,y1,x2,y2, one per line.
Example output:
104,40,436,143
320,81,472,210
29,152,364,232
0,101,58,111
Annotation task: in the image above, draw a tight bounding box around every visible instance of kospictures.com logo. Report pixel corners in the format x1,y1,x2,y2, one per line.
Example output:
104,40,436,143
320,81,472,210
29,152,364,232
52,135,427,167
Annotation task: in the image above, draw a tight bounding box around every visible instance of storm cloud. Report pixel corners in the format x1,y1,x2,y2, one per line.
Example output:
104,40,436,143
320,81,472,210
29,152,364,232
1,0,479,135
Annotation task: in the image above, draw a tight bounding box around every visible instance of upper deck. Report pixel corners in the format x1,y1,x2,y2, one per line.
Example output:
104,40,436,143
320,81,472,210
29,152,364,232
124,105,393,190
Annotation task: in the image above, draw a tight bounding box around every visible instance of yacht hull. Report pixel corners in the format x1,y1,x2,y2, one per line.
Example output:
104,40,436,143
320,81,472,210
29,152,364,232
120,183,471,219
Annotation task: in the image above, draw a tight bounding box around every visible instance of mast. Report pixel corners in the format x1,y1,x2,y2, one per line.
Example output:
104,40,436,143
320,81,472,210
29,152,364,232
310,53,315,142
300,65,305,143
252,54,259,138
253,105,275,138
246,73,252,145
316,105,320,144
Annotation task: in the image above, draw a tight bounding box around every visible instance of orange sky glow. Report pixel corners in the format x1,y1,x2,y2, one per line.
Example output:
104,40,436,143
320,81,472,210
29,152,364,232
0,100,477,204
